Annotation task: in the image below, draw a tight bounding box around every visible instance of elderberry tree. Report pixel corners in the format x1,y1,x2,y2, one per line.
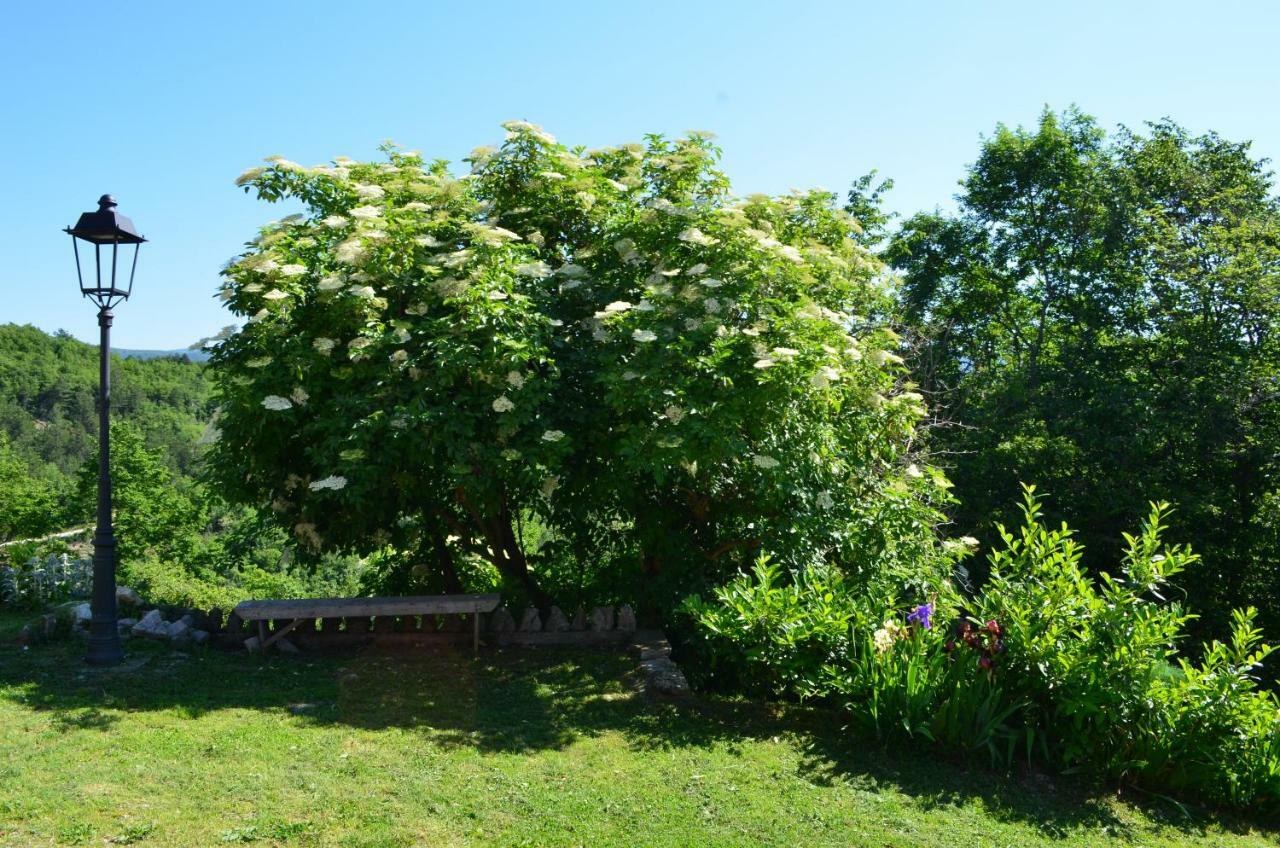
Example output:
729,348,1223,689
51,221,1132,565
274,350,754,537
207,122,958,611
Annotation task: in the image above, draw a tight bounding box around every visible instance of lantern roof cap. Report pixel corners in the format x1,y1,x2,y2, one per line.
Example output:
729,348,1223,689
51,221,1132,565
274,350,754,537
65,195,146,245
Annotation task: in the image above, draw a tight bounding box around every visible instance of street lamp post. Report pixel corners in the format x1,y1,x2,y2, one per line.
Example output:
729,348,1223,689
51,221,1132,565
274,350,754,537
65,195,145,667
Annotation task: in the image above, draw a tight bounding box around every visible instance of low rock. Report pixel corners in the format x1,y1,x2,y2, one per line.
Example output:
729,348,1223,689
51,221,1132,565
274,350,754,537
489,607,515,633
244,635,261,653
117,618,137,635
641,657,690,696
132,609,168,640
116,586,142,607
288,702,317,715
71,603,92,627
167,620,192,644
519,607,543,632
617,605,637,632
191,629,210,646
589,605,615,632
570,608,587,631
545,606,570,632
635,638,672,661
275,637,300,654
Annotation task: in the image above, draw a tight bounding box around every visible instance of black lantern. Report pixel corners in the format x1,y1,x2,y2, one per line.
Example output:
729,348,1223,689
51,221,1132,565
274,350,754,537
65,195,145,667
65,195,146,307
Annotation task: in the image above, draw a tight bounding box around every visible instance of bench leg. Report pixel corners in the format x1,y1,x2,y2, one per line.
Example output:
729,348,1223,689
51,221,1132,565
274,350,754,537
257,620,266,653
473,612,479,655
263,618,303,651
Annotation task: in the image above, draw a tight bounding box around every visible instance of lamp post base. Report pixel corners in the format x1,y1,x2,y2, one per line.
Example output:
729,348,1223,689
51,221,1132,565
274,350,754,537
85,619,124,666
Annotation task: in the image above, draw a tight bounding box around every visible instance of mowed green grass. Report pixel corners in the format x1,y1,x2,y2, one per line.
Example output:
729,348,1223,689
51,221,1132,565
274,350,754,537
0,612,1274,848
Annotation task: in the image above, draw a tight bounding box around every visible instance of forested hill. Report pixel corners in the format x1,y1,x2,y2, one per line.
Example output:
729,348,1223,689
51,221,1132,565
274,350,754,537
117,347,212,363
0,323,213,487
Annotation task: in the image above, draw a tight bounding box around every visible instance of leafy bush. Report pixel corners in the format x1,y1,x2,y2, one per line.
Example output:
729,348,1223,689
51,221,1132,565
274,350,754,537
121,554,367,611
682,555,1017,759
686,486,1280,812
120,556,242,610
972,488,1198,774
1137,609,1280,810
0,553,91,609
681,558,866,698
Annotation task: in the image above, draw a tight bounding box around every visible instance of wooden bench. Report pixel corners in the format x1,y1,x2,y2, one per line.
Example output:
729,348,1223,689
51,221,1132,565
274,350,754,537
231,593,501,653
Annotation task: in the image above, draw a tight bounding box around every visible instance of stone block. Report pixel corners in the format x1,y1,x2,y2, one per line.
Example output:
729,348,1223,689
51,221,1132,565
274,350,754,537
589,606,615,632
545,606,570,632
132,609,168,640
519,607,543,632
489,607,515,633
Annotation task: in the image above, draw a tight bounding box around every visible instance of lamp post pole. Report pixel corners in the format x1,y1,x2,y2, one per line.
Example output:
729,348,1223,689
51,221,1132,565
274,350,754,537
65,194,144,668
86,305,122,666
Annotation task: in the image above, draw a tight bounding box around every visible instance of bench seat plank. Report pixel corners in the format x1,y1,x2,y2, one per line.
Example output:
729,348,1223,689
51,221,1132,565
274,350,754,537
232,593,501,622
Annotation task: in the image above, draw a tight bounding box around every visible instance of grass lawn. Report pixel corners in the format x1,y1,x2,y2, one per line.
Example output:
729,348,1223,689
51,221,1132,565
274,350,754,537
0,611,1275,848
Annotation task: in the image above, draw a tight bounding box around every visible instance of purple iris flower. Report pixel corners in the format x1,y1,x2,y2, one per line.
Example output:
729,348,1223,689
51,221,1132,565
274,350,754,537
907,602,934,630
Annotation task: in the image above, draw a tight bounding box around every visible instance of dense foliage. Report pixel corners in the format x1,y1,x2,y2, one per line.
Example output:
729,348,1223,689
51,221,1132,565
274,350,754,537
0,323,213,541
88,421,367,609
0,327,363,609
886,109,1280,639
686,489,1280,812
208,123,957,612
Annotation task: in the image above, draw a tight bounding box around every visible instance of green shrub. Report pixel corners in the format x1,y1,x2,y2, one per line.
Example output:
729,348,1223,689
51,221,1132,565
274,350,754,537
121,557,242,610
685,486,1280,813
972,487,1198,775
681,558,865,698
683,557,1018,759
1137,609,1280,811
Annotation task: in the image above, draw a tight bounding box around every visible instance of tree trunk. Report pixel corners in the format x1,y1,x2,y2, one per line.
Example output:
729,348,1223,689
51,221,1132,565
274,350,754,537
430,526,465,595
452,487,552,610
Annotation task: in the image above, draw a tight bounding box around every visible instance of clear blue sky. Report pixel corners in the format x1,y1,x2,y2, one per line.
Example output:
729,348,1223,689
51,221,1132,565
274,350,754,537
3,0,1277,349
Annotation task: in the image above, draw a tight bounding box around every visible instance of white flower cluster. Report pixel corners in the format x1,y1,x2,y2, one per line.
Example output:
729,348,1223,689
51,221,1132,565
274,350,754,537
515,261,553,278
502,120,557,145
678,227,718,247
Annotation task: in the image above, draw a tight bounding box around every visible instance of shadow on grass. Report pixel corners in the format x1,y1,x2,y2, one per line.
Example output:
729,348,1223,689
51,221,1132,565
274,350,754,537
0,634,1271,842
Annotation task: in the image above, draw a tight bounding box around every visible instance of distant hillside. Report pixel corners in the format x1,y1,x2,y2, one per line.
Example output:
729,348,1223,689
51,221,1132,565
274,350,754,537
0,324,213,487
117,347,212,363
